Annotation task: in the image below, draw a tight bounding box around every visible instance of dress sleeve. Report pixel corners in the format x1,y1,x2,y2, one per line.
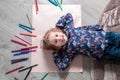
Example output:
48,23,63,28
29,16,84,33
56,13,74,30
81,24,103,31
52,51,75,71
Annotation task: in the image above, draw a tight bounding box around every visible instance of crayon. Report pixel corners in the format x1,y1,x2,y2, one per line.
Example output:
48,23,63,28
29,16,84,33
20,32,37,37
24,68,32,80
11,39,27,46
13,50,36,56
15,35,32,45
48,0,58,6
19,64,38,72
34,0,39,14
5,66,24,75
26,14,34,29
19,24,32,33
11,58,29,64
55,0,62,11
11,46,38,53
41,73,48,80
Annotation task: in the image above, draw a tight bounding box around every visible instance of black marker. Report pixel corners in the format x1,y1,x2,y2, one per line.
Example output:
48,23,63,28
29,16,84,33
18,64,38,72
24,68,32,80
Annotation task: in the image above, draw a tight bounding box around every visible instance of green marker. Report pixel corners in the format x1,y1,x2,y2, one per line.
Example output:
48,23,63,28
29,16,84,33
41,73,48,80
26,14,33,28
55,0,63,11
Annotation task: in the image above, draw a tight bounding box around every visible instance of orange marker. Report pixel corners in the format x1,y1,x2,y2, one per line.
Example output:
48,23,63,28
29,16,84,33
11,40,27,46
20,32,37,37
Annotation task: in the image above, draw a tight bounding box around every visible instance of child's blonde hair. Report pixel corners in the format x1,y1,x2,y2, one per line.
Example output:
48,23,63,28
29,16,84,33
40,27,62,51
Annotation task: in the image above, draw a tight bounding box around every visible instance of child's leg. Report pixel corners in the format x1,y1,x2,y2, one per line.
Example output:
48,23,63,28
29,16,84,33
104,46,120,60
105,32,120,46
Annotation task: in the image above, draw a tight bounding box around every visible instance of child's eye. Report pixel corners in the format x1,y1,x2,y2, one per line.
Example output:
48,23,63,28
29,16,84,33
56,34,58,37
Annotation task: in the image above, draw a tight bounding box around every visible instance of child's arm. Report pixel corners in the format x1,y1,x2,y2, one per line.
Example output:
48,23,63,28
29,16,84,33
52,52,74,71
56,13,74,29
81,24,103,31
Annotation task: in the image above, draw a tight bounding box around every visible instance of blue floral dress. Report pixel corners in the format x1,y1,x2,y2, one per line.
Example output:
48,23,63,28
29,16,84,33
52,13,107,70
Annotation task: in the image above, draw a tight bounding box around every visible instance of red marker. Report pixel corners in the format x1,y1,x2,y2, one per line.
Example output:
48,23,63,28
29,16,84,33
34,0,39,14
11,46,38,53
11,40,27,46
5,66,24,75
21,46,38,50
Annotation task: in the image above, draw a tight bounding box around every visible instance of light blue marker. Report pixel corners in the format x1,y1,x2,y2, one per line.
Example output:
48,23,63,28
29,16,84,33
19,24,32,33
48,0,58,6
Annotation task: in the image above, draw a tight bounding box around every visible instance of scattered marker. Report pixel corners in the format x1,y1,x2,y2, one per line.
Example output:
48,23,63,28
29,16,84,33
24,68,32,80
41,73,48,80
11,39,27,47
55,0,63,11
20,32,37,37
11,58,29,64
19,24,32,33
34,0,39,14
11,46,38,53
5,66,24,75
26,14,34,29
19,64,38,72
13,49,36,56
48,0,58,6
15,35,32,45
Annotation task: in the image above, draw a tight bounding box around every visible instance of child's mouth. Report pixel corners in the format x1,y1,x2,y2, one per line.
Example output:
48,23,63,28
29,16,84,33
62,35,65,42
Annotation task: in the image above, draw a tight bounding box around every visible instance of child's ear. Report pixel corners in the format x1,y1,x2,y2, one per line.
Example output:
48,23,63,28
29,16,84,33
40,39,45,49
40,39,51,50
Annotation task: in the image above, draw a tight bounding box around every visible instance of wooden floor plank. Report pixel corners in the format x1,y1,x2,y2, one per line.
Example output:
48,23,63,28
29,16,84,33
114,62,120,80
91,60,105,80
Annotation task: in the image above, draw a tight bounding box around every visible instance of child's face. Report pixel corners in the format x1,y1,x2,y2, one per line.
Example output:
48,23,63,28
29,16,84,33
48,31,68,47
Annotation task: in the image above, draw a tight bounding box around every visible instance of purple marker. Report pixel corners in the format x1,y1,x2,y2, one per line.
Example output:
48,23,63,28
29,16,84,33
11,49,29,53
13,49,36,56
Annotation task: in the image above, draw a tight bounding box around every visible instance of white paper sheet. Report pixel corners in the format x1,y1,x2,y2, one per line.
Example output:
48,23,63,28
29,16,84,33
31,5,82,72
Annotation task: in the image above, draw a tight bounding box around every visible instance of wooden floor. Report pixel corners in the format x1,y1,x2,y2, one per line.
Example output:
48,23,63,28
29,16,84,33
1,0,120,80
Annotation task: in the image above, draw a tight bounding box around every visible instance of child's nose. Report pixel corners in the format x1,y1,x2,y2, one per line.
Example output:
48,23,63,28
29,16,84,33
56,36,62,40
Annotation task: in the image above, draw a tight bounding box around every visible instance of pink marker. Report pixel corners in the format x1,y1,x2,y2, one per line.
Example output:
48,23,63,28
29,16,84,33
15,35,32,45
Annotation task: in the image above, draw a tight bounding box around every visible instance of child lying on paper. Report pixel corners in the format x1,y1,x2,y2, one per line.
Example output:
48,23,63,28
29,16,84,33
41,13,120,71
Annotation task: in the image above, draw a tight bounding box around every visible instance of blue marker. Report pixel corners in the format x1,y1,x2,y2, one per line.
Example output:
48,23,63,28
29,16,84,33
13,49,36,56
19,24,32,33
13,52,29,56
48,0,58,6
